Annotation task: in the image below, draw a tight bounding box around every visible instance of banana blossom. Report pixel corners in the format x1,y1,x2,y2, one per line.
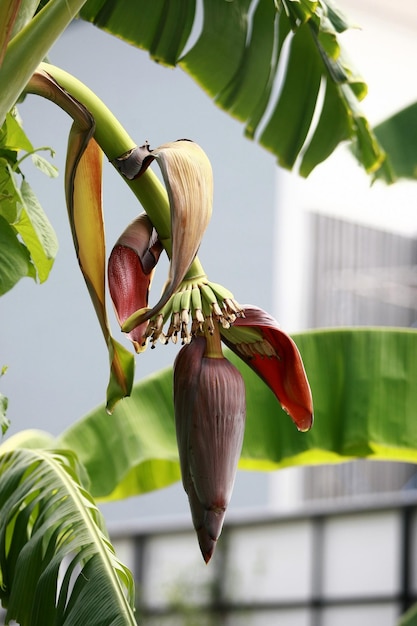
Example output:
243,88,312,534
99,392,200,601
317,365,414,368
108,139,313,561
25,69,313,561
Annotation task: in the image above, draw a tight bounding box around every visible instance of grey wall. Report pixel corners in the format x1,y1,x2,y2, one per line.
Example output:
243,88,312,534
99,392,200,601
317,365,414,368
0,20,275,521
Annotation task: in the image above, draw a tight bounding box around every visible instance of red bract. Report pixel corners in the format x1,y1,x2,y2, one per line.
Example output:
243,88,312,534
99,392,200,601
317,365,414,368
108,214,162,352
173,336,246,563
221,305,313,432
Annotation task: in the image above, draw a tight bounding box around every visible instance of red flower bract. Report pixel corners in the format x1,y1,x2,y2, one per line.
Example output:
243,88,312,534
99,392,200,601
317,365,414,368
173,336,246,563
221,305,313,432
108,214,162,352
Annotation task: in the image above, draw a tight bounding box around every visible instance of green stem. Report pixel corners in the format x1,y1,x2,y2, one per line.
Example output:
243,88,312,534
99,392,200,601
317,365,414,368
184,257,206,281
39,63,134,160
0,0,88,125
32,63,205,278
204,323,224,358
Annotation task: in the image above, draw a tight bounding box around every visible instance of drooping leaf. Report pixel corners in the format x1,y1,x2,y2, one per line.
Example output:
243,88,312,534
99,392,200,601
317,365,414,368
258,21,322,170
14,179,58,283
80,0,195,65
31,151,59,178
0,447,136,626
299,74,351,177
58,328,417,503
65,117,134,412
0,214,35,294
79,0,387,177
0,158,23,223
180,0,252,99
0,110,34,155
214,0,277,123
0,112,59,286
372,101,417,181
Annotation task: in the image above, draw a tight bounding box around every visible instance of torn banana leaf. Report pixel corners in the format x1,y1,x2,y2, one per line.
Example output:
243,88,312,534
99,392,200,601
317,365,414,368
57,328,417,502
80,0,387,178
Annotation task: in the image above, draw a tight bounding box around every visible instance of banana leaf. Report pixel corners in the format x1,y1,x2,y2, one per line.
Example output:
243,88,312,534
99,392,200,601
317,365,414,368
0,0,388,178
55,327,417,502
0,0,88,125
79,0,387,179
372,101,417,181
2,327,416,623
0,447,136,626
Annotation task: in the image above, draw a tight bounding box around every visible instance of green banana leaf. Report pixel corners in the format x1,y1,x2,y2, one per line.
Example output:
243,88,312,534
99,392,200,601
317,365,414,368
55,327,417,502
0,0,387,179
2,327,416,623
0,447,136,626
79,0,387,179
372,101,417,181
0,0,88,125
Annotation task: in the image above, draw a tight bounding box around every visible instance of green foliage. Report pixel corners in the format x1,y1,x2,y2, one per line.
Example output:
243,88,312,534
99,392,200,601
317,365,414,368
80,0,387,179
0,111,58,294
56,329,417,503
0,0,415,623
0,446,136,626
0,0,390,294
0,366,9,436
373,102,417,181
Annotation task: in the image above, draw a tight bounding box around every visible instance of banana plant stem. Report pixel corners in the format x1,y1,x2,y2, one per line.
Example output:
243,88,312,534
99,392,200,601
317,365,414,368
27,62,206,279
204,323,224,358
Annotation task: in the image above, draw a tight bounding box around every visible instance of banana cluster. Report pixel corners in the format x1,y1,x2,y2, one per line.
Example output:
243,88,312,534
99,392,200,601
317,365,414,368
143,280,245,347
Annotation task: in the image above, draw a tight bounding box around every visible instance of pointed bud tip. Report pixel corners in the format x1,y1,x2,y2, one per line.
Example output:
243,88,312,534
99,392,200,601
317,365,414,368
197,527,217,564
204,507,226,542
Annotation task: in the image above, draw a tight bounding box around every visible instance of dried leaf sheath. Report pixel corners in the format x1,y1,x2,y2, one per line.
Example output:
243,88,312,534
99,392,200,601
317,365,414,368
65,130,134,411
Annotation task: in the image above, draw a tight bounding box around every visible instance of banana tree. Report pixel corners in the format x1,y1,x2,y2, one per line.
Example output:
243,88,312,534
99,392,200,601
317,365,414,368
1,1,416,625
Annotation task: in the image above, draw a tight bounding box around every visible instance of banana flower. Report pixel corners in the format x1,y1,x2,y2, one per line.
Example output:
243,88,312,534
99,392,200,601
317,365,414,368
107,139,313,561
108,214,162,353
25,67,311,560
174,335,245,563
